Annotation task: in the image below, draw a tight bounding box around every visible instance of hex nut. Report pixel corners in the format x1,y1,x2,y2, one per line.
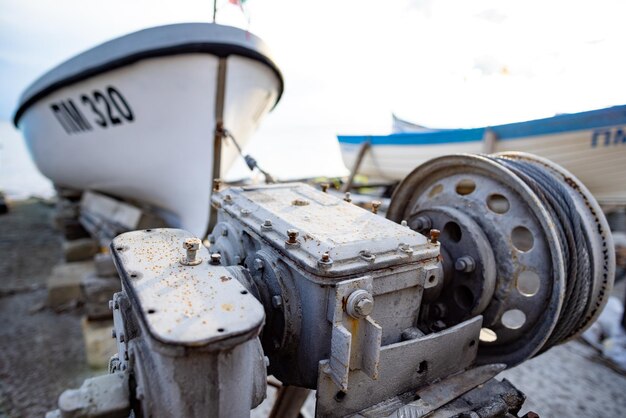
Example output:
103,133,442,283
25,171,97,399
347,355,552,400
371,200,382,214
210,253,222,265
429,229,441,244
455,256,476,273
346,290,374,319
271,295,283,308
181,238,202,266
415,216,432,230
253,258,264,271
286,229,299,245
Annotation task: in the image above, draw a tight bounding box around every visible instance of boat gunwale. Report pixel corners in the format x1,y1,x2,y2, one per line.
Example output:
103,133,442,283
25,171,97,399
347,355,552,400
13,22,284,126
337,105,626,146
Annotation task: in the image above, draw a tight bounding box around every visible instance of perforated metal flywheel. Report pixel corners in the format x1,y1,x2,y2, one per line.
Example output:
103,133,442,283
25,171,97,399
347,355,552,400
387,152,615,367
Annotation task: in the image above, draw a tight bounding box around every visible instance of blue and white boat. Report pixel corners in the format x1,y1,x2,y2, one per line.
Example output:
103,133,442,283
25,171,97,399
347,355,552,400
338,106,626,205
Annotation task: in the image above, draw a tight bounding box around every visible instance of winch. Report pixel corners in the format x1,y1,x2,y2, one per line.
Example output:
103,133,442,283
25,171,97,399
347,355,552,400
46,153,614,418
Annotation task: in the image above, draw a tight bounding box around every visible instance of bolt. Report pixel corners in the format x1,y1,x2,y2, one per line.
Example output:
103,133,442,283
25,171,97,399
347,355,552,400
208,235,216,244
213,178,221,192
210,253,222,265
261,219,273,230
286,229,299,245
401,220,408,227
292,198,309,206
318,251,333,268
224,194,233,204
415,216,432,230
321,183,329,193
356,298,374,316
371,200,381,214
455,256,476,273
240,208,251,216
359,249,375,262
344,192,352,203
398,243,413,254
429,229,440,244
119,333,125,343
271,295,283,308
346,290,374,319
108,300,114,311
253,258,264,271
111,329,116,339
221,229,228,237
181,238,202,266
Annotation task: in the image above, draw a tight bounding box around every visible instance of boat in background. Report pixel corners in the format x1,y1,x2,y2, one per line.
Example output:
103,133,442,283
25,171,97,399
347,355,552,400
338,106,626,205
13,23,283,236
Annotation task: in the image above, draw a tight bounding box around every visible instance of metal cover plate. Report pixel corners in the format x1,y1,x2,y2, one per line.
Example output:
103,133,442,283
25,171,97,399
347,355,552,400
111,228,264,348
214,183,436,277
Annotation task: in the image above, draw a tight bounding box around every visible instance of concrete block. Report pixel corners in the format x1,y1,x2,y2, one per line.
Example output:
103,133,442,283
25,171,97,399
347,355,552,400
82,274,121,320
46,261,94,307
63,238,99,262
81,316,117,369
94,252,117,277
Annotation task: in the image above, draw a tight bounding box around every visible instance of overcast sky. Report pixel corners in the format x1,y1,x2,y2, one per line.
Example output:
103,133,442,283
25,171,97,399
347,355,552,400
2,0,626,133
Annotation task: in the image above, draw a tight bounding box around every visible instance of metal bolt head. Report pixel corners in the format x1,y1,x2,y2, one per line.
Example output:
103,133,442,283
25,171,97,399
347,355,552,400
261,219,273,231
210,253,222,265
398,243,413,254
321,183,330,193
455,256,476,273
415,216,432,231
318,251,333,269
286,229,299,244
429,229,441,244
346,290,374,319
240,208,251,216
271,295,283,308
292,198,310,206
253,258,264,271
401,220,408,227
344,192,352,203
181,238,202,266
355,298,374,316
359,249,375,262
213,178,221,192
224,194,233,203
183,238,200,252
371,200,382,214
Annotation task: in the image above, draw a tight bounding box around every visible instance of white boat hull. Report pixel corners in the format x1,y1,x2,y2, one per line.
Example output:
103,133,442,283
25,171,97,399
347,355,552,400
339,107,626,205
15,24,282,236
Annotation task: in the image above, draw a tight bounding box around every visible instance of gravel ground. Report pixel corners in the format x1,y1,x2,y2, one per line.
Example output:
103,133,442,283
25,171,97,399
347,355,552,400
0,199,94,418
0,199,625,417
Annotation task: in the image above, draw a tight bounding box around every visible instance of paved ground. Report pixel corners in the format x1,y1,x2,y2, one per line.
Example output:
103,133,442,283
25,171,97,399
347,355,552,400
1,200,625,417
